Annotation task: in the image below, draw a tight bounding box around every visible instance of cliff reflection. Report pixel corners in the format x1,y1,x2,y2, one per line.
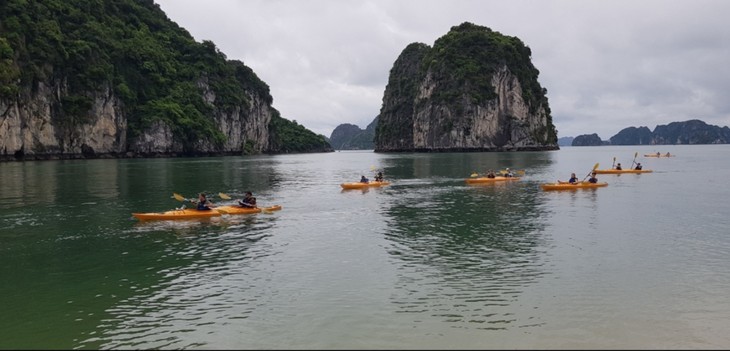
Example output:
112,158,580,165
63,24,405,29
380,153,552,329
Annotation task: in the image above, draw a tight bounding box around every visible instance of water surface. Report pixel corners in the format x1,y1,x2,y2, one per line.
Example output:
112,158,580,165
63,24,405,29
1,145,729,349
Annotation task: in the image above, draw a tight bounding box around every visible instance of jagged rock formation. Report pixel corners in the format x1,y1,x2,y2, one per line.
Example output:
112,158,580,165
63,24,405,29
572,133,604,146
0,0,331,161
374,22,558,152
329,117,377,150
609,119,730,145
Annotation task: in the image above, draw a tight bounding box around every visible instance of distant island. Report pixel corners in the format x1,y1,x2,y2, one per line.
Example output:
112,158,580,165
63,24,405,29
328,117,377,150
570,119,730,146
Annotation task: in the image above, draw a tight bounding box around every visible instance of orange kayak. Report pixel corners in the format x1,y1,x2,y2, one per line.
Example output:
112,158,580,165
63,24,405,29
644,154,675,157
541,182,608,190
133,205,282,220
593,169,653,174
340,181,390,189
465,176,521,184
132,208,222,220
215,205,282,214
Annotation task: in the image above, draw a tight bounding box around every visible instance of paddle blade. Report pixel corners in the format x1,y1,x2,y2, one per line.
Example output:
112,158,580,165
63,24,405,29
215,207,228,214
173,193,186,202
218,192,231,200
593,162,600,171
470,172,479,178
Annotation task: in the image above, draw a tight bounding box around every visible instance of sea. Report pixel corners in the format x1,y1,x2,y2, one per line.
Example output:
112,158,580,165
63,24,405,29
1,144,729,349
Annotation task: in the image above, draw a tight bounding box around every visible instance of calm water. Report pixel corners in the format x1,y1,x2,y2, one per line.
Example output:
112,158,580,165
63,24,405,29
1,145,730,349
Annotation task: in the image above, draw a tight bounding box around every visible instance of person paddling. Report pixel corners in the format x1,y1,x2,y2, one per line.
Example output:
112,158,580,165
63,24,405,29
374,171,384,182
360,175,369,183
568,173,579,183
634,162,643,170
196,193,214,211
615,163,622,170
238,191,257,208
588,172,598,183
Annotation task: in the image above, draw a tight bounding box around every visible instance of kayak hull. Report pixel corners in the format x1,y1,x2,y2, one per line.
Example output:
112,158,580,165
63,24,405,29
340,181,390,189
644,154,675,157
132,208,222,220
216,205,282,214
541,182,608,190
133,205,283,220
466,176,521,184
593,169,653,174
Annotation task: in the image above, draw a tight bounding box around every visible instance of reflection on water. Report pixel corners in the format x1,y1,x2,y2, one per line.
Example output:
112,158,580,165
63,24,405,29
381,155,550,329
80,216,281,349
3,147,730,349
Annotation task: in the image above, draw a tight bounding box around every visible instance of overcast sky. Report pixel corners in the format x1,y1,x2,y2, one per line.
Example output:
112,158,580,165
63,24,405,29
155,0,730,140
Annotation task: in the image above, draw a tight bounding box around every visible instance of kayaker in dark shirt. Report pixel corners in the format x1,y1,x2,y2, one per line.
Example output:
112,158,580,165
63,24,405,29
568,173,578,183
196,193,214,211
486,170,496,178
238,191,257,208
588,172,598,183
374,172,383,182
615,163,622,170
360,175,369,183
635,163,643,170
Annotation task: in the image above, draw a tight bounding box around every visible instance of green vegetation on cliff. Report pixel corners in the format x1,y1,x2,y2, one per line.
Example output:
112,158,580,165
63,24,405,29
268,112,331,153
0,0,327,154
375,22,558,151
424,22,554,142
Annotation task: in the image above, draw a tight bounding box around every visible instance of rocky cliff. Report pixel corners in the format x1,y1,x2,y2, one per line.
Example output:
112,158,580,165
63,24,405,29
374,23,558,152
0,0,331,161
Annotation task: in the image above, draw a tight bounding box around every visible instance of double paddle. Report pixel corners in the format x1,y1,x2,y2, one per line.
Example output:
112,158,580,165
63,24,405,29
172,192,228,214
217,192,280,213
582,163,600,182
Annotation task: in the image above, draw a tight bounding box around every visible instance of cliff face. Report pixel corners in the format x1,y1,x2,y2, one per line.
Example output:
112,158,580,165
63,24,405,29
0,0,330,161
375,23,558,152
0,78,273,160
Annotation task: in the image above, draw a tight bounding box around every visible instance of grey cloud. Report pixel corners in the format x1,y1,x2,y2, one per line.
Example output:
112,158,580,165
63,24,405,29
156,0,730,139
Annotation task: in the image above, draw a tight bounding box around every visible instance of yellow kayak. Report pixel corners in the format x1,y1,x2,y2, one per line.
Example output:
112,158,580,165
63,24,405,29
215,205,282,214
593,169,653,174
340,181,390,189
465,176,521,184
541,181,608,191
132,208,222,220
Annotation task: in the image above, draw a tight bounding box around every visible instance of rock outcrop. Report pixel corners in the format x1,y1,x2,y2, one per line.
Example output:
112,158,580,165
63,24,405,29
0,0,331,161
374,22,558,152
